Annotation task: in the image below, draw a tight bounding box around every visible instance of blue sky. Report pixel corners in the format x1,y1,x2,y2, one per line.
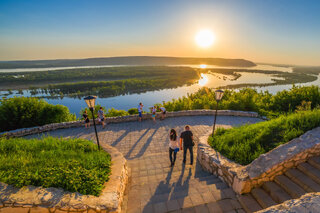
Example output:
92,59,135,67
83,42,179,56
0,0,319,65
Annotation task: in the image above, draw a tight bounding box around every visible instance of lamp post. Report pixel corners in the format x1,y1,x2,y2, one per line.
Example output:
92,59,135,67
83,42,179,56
84,95,100,150
212,89,224,137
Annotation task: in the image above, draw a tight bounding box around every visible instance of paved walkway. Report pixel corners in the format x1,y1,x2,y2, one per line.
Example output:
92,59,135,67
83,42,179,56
27,115,262,213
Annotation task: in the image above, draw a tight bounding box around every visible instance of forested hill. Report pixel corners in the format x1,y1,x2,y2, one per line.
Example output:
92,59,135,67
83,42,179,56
0,56,256,69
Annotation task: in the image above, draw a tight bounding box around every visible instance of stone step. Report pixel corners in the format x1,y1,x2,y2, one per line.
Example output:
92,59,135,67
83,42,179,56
132,176,222,187
274,175,306,198
285,168,320,192
308,156,320,171
251,188,278,209
297,162,320,185
238,194,262,213
262,181,292,203
130,181,228,198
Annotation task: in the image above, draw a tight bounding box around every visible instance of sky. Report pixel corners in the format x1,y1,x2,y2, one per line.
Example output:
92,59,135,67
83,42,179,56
0,0,319,65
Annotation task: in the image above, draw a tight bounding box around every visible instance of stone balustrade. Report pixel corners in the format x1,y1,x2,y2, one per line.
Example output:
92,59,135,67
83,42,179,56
0,143,128,213
256,192,320,213
0,110,261,138
197,127,320,194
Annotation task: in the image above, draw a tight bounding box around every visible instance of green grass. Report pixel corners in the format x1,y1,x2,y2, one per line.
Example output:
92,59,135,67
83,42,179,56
208,110,320,165
0,137,111,196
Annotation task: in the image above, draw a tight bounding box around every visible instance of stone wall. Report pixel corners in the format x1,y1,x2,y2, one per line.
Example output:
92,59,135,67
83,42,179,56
0,110,261,138
197,127,320,194
0,143,128,213
256,192,320,213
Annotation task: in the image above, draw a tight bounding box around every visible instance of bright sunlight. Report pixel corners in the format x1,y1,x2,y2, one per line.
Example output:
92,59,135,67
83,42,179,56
195,29,215,48
198,73,208,86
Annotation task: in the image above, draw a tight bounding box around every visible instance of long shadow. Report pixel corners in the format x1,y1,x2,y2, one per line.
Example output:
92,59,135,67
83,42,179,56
125,128,151,158
141,166,175,212
141,163,193,212
127,128,158,160
111,130,129,146
170,164,192,202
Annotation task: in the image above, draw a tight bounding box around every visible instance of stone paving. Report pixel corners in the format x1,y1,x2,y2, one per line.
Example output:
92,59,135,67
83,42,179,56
26,115,262,213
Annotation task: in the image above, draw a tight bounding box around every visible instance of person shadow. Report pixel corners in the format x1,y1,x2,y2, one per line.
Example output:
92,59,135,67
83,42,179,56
170,163,192,209
141,162,192,212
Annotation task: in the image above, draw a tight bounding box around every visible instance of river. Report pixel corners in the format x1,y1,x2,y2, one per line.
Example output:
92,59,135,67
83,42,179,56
1,64,317,116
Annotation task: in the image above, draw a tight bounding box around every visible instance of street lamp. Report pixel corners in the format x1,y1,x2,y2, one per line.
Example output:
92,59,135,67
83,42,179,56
84,95,101,150
212,89,224,137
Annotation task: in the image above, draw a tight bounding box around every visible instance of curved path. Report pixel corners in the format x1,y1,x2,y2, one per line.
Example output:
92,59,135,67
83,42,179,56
27,115,262,213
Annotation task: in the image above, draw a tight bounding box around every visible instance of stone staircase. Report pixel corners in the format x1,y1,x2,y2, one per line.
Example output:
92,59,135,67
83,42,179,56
238,156,320,213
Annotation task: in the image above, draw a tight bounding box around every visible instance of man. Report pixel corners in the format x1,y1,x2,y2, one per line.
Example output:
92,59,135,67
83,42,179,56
160,106,166,120
138,102,143,122
97,107,105,128
180,125,194,165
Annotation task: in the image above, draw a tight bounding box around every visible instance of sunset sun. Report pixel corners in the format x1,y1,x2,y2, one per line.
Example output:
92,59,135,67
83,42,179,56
195,29,215,48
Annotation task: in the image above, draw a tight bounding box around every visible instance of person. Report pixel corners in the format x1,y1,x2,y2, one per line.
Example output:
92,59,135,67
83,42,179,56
97,107,105,128
151,105,157,123
160,106,166,120
138,102,143,122
180,125,194,165
83,110,90,128
169,129,179,167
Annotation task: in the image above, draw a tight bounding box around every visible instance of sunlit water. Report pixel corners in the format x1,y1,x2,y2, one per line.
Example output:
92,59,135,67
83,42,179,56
171,64,293,72
1,64,317,116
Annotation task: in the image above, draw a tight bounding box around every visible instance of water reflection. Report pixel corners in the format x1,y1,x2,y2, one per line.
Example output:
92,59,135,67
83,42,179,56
198,73,208,86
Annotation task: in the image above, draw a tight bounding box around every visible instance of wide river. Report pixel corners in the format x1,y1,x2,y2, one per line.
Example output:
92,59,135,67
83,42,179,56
1,64,318,117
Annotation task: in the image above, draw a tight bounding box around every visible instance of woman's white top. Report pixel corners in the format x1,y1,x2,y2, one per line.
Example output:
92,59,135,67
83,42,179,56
169,139,179,149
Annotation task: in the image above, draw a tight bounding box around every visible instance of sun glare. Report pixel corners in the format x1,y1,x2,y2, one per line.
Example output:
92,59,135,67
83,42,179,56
198,73,208,86
195,30,215,48
200,64,207,69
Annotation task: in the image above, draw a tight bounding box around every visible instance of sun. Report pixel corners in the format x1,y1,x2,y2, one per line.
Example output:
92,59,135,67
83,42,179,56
195,29,215,48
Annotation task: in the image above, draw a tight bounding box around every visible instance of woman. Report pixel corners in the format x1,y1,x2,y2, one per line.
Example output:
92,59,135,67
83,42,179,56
83,110,90,128
169,129,179,167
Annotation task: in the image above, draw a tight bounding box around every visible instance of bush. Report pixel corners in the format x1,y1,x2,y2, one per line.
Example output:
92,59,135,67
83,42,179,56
208,110,320,165
0,137,111,196
128,108,138,115
106,108,129,117
0,97,75,132
163,85,320,118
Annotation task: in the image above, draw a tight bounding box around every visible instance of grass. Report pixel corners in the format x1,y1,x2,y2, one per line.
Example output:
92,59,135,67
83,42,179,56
0,137,111,196
208,110,320,165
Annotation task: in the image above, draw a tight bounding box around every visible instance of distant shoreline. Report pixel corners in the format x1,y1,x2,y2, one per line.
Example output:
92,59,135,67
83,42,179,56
0,56,256,69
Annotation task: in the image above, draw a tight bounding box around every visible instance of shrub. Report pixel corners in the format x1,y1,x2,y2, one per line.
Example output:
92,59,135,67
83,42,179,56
128,108,138,115
0,97,75,132
106,108,129,117
163,85,320,117
0,137,111,196
208,110,320,165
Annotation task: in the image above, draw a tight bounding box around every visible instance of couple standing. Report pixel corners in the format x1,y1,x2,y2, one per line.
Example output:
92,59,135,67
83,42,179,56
169,125,194,167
